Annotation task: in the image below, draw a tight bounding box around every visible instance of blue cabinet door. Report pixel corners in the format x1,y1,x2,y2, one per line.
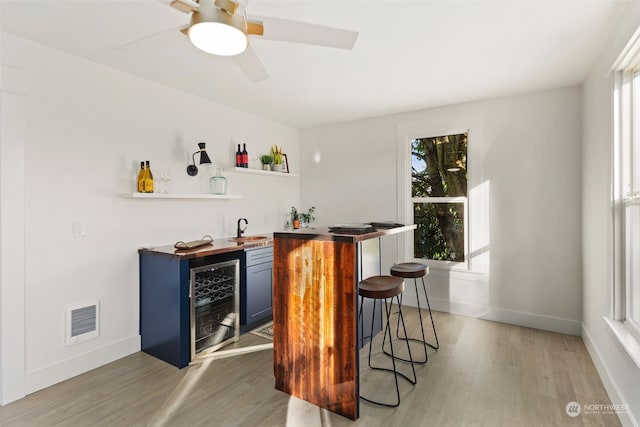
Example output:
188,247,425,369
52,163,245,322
139,253,190,368
245,262,273,325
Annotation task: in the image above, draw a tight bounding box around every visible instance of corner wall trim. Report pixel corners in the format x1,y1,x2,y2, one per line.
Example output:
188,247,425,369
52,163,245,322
24,336,140,396
400,294,489,319
0,65,27,406
582,324,638,427
402,294,582,336
478,306,582,336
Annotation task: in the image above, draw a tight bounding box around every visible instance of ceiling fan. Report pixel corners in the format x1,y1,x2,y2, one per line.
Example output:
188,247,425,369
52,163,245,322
159,0,359,81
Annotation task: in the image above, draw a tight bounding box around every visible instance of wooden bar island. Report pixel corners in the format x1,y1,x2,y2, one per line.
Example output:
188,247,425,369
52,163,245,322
272,224,416,420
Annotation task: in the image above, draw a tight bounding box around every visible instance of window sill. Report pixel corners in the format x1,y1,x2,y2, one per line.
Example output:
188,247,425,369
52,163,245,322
414,258,467,270
414,259,485,276
603,316,640,369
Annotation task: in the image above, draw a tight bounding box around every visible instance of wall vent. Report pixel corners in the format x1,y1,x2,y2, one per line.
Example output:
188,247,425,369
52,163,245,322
66,302,99,346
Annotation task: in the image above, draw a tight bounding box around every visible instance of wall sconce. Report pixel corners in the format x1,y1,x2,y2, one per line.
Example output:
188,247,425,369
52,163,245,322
186,142,212,176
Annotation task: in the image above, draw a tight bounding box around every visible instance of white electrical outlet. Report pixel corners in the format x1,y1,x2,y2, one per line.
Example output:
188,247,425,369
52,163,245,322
72,222,86,238
263,214,269,223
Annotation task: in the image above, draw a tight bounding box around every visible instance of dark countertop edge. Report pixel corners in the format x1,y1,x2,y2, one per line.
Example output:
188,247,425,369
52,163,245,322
273,224,416,243
138,236,273,259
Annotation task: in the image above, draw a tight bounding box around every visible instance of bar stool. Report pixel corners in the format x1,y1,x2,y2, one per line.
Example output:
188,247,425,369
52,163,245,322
385,262,439,365
358,275,416,408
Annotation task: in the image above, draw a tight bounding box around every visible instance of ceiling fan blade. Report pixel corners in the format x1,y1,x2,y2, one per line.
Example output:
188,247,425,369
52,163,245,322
231,45,269,82
170,0,199,14
214,0,239,15
247,15,358,50
235,0,250,13
115,25,189,53
247,19,264,36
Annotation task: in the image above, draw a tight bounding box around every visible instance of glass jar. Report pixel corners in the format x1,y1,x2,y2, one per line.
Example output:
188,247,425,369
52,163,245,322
209,168,227,195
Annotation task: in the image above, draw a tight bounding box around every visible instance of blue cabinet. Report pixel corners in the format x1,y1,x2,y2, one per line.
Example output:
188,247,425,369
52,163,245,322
139,250,241,368
139,253,190,368
241,246,274,332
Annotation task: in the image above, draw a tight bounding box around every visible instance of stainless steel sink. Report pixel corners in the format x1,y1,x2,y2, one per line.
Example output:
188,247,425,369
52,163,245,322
228,236,269,243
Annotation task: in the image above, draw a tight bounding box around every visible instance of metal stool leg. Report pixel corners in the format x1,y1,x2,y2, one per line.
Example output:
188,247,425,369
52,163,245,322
393,276,439,355
385,278,429,364
359,295,415,407
390,296,416,383
381,297,418,376
420,276,439,350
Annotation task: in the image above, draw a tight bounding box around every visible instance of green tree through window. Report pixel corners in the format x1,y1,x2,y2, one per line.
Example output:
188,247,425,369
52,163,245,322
412,133,467,262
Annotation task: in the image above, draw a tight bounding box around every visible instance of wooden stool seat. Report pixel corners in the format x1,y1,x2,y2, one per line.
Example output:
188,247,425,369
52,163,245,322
359,276,404,299
390,263,429,278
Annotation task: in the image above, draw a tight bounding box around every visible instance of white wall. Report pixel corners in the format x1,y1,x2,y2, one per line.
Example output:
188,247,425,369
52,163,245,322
301,87,583,335
0,64,27,405
0,32,299,402
582,1,640,426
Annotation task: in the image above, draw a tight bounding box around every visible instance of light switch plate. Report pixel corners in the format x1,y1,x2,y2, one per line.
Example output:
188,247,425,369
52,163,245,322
72,222,86,238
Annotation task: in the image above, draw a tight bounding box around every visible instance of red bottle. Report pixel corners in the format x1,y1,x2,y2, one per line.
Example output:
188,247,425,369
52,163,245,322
236,144,242,167
242,143,249,168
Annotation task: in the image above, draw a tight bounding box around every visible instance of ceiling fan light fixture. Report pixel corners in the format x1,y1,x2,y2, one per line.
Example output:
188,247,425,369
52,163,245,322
188,8,248,56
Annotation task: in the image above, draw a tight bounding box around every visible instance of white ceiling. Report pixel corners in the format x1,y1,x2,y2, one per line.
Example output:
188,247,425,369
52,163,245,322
0,0,625,128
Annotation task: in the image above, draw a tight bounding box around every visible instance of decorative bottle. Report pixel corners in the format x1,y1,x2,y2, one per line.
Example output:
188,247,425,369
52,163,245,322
236,144,242,167
209,168,227,195
242,143,249,168
137,161,145,193
293,212,300,229
144,160,154,193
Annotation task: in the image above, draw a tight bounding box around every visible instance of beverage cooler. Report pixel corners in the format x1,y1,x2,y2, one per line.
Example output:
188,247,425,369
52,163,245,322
190,259,240,358
140,249,243,368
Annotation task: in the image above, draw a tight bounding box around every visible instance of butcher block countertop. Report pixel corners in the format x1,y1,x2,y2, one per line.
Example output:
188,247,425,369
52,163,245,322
274,224,416,243
138,235,273,259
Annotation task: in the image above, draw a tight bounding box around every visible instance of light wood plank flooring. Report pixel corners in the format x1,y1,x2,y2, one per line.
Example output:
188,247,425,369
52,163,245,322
0,310,620,427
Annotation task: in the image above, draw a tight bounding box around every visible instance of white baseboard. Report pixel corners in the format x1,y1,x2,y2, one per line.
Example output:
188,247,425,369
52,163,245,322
25,335,140,395
401,294,489,318
402,294,582,336
477,306,582,336
582,324,639,427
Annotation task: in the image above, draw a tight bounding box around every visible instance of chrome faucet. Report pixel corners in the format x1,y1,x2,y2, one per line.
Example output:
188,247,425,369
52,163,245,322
237,218,248,238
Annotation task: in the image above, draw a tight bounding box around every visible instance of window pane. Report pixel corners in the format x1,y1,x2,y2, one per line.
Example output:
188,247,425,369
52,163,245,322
633,72,640,195
414,202,464,262
412,134,468,197
626,202,640,323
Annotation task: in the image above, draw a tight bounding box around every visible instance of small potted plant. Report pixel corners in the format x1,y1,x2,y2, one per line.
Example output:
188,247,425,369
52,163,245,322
260,154,273,171
271,145,284,172
299,206,316,228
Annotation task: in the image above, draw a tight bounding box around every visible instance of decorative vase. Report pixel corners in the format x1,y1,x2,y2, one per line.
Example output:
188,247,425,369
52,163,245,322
209,168,227,195
263,164,271,171
272,163,283,172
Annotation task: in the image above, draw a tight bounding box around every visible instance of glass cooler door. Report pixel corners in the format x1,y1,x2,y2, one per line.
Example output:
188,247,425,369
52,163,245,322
190,259,240,358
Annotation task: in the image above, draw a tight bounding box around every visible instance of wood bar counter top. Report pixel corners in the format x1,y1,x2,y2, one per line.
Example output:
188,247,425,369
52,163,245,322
273,224,415,243
138,235,273,259
272,224,415,420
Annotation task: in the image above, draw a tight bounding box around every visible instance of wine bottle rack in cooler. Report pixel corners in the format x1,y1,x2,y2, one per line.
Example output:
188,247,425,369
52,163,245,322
190,259,240,358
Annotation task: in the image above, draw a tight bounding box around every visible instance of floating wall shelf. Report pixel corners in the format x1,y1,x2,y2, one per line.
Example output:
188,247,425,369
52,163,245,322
224,167,299,178
122,193,242,200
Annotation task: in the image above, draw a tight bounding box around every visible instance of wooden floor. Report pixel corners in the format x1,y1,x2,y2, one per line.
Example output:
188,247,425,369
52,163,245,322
0,310,620,427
